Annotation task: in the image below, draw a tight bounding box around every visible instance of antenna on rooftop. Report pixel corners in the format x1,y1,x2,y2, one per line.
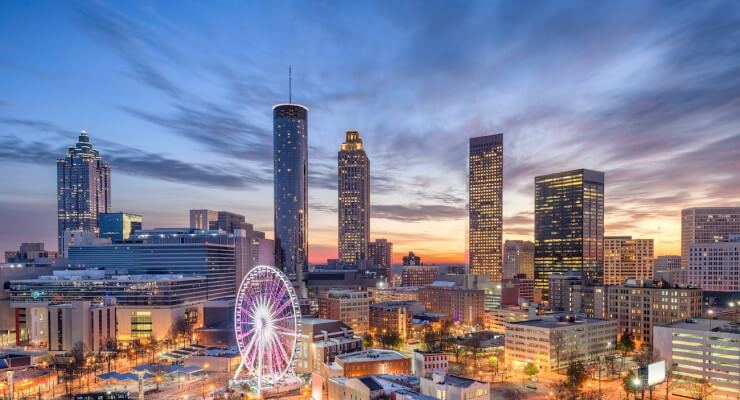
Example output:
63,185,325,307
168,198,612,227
289,66,292,104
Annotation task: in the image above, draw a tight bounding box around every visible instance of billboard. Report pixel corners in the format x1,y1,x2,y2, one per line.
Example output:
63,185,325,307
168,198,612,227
647,360,666,386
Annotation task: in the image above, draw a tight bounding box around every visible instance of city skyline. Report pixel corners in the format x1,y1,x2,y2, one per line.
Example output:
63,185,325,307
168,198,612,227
2,2,740,263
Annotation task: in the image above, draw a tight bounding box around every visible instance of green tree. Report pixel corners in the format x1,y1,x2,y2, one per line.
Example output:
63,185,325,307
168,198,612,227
362,332,374,348
617,330,635,368
523,362,539,387
566,361,588,390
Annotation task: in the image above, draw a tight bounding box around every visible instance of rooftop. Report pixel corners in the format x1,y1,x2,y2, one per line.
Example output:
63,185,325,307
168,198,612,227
434,374,486,388
335,349,408,363
663,318,738,334
509,314,612,329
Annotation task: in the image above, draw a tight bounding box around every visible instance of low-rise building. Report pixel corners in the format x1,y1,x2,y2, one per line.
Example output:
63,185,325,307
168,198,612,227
297,318,362,374
412,350,448,378
418,282,484,326
327,349,410,378
505,314,617,372
653,319,740,400
327,374,433,400
606,280,702,348
47,299,117,354
420,373,489,400
368,286,419,303
369,301,424,340
319,289,370,334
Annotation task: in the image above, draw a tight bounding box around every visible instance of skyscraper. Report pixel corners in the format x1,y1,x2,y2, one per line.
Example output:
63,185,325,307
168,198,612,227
189,209,218,230
469,134,503,282
338,131,370,264
681,207,740,268
57,131,111,255
534,169,604,297
273,103,309,291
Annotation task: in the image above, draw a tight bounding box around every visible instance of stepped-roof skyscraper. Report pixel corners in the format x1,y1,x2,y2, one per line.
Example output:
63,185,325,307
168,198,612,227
338,131,370,264
57,131,111,256
273,103,309,292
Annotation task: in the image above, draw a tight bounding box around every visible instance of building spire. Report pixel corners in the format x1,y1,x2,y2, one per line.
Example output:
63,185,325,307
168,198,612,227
288,65,292,104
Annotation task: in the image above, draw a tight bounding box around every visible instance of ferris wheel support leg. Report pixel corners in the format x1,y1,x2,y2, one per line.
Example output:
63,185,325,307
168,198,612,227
233,357,246,381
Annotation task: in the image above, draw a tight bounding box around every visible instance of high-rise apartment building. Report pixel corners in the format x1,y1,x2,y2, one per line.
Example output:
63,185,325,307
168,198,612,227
603,236,654,285
98,212,142,242
468,134,503,281
318,289,370,334
503,240,534,279
534,169,604,297
606,280,702,348
57,131,111,255
688,239,740,292
401,266,440,287
681,207,740,268
273,104,309,290
368,239,393,278
338,131,370,265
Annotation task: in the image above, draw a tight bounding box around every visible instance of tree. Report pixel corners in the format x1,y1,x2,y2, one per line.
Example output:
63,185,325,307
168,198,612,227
686,379,714,400
523,362,539,387
617,330,635,368
550,380,577,400
622,373,641,400
664,365,676,400
487,355,499,379
101,338,118,373
173,316,194,345
362,332,374,348
552,331,566,370
466,337,483,368
566,361,588,390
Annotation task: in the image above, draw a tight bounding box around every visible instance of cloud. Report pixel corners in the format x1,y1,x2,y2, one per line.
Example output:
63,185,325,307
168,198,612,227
372,204,466,222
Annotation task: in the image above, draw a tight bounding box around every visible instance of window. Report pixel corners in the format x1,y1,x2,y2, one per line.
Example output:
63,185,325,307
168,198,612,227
131,311,152,339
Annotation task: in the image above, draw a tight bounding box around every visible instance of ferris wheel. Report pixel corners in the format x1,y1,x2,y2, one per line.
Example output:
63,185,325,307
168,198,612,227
233,265,302,392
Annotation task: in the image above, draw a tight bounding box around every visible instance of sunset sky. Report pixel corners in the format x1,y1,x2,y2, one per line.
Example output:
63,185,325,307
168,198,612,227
1,2,739,264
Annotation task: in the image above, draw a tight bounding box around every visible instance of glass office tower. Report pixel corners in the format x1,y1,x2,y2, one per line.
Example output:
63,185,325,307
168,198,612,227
469,133,504,282
273,103,309,291
98,212,142,242
338,131,370,264
57,131,111,255
534,169,604,298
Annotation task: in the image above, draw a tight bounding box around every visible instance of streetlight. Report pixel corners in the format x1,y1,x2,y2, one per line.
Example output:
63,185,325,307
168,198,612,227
708,309,714,329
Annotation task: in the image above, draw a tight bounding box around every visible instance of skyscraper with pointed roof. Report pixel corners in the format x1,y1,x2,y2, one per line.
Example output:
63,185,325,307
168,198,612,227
56,131,111,255
338,130,370,264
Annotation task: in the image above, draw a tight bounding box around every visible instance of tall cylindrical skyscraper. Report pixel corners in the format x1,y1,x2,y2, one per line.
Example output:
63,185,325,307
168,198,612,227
273,103,308,293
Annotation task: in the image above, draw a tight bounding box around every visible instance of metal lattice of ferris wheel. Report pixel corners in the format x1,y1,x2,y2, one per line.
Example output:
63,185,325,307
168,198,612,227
233,265,302,393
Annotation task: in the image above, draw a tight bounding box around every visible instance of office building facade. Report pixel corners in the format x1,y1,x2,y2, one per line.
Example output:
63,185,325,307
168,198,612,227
468,134,503,282
534,169,604,297
604,236,654,285
653,255,685,284
681,207,740,269
418,283,485,326
98,212,142,242
401,266,439,287
503,240,534,279
688,241,740,292
57,131,111,255
505,315,617,372
338,131,370,264
369,301,424,340
273,104,309,289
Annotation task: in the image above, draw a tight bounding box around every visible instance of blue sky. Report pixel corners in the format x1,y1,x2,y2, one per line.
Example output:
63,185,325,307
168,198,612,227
1,1,739,262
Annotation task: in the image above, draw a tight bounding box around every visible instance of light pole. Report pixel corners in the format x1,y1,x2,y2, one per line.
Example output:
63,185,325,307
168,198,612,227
707,309,714,330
